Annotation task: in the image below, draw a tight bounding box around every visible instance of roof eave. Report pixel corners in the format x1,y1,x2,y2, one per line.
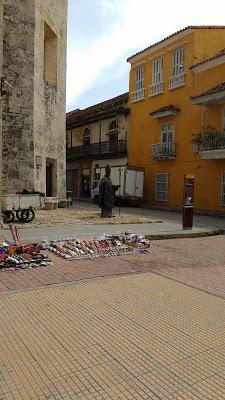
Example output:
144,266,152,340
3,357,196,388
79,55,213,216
66,106,130,130
192,90,225,105
190,54,225,72
150,110,179,119
127,27,194,63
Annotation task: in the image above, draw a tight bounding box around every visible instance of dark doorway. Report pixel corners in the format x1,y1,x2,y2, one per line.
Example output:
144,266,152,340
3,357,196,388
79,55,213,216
109,132,118,152
46,162,53,197
81,168,91,198
66,169,79,197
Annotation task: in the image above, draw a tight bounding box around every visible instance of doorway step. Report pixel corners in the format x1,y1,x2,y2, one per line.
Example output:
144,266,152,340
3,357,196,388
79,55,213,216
44,197,70,210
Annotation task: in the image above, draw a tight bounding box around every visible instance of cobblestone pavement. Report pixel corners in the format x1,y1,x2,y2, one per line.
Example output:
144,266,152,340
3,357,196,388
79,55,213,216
1,273,225,399
0,235,225,299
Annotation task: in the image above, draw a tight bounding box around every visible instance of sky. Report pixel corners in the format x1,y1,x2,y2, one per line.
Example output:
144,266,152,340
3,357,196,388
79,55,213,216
66,0,225,112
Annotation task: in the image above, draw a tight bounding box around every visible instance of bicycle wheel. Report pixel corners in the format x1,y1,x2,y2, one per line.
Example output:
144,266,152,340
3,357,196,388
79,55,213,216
16,210,23,221
20,209,35,223
3,211,15,223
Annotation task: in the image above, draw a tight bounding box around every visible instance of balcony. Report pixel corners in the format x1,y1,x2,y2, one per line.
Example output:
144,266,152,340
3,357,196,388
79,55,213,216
67,140,127,160
149,82,164,97
132,88,145,102
152,142,176,160
169,73,185,90
198,133,225,160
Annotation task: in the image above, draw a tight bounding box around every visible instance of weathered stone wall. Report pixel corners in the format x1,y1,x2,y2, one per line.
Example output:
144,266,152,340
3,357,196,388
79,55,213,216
1,0,67,196
2,0,35,193
33,0,67,197
0,1,3,207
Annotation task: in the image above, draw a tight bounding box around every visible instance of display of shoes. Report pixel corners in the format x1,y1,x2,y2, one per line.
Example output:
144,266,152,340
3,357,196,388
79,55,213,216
42,232,150,262
0,243,52,271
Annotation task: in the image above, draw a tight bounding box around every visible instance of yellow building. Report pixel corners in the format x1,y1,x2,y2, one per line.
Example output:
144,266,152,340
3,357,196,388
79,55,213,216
127,26,225,213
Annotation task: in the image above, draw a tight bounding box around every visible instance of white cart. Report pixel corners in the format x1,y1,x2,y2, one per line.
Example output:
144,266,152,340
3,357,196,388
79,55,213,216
2,194,44,223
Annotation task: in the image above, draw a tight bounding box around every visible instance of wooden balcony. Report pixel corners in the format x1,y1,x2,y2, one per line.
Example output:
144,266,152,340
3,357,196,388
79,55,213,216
152,142,176,160
66,140,127,160
198,133,225,159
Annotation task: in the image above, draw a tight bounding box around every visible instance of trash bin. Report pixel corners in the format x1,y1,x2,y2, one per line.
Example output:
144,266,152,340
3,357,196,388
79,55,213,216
66,191,74,205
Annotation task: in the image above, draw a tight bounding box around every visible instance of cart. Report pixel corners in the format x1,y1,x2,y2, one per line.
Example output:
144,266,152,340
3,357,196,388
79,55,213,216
2,193,44,223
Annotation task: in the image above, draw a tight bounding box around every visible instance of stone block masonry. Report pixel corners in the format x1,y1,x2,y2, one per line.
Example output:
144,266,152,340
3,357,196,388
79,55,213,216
2,0,35,193
1,0,67,197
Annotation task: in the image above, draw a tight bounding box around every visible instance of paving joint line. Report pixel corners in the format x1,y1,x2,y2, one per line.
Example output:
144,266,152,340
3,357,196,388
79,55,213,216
1,265,225,304
148,268,225,302
72,301,202,399
102,301,214,355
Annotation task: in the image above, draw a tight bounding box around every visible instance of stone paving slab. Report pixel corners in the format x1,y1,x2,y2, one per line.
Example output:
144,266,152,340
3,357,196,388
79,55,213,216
1,273,225,399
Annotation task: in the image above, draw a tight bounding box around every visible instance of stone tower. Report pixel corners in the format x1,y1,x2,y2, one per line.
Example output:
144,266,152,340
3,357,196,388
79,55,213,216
2,0,68,197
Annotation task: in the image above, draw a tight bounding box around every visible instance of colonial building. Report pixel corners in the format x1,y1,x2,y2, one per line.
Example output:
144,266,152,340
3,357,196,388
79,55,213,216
1,0,67,197
127,26,225,213
66,93,129,198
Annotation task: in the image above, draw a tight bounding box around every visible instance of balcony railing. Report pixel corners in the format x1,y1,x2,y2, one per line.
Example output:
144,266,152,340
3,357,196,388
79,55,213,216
198,133,225,151
169,73,185,90
132,88,145,102
152,142,176,160
149,82,163,96
198,133,225,159
67,140,127,160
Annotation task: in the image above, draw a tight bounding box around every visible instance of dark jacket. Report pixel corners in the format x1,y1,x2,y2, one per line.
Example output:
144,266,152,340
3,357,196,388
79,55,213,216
98,175,114,208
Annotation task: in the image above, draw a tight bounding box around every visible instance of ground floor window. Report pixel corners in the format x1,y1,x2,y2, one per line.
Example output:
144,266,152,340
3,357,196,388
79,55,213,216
221,172,225,206
155,173,168,201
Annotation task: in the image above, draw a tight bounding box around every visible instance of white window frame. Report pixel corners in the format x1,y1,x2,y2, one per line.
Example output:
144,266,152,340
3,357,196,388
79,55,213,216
150,57,164,96
153,58,163,84
172,48,184,77
155,173,169,201
169,48,185,89
221,171,225,206
132,66,145,102
135,66,145,91
161,123,175,143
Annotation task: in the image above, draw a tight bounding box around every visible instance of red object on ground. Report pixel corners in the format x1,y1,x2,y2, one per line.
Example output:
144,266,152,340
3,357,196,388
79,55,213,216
9,224,20,246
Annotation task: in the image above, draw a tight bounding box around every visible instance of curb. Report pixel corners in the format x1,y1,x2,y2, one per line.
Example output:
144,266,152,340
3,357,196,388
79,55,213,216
20,229,225,244
145,229,225,240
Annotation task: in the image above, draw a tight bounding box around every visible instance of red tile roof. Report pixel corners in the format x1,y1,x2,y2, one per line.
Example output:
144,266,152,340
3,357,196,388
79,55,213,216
127,26,225,62
190,48,225,69
191,82,225,99
67,93,129,129
149,104,180,116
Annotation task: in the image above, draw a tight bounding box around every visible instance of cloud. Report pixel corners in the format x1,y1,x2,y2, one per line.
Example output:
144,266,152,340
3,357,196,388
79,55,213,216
66,52,130,111
67,0,225,110
67,0,128,109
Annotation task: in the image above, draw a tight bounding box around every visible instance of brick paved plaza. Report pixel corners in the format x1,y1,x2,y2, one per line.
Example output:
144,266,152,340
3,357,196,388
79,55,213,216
0,235,225,298
1,235,225,399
